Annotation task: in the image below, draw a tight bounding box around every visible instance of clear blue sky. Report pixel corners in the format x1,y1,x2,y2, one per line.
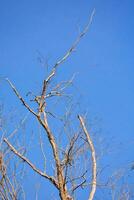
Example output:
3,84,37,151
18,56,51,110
0,0,134,199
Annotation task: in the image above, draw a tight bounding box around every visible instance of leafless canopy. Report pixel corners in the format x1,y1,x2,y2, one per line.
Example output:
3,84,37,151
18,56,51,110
3,9,97,200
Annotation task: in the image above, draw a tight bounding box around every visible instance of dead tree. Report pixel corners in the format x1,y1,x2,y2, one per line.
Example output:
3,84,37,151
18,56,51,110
3,10,97,200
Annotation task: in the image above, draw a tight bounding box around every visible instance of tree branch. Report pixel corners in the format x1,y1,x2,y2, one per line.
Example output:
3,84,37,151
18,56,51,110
5,78,37,117
3,138,59,189
78,115,97,200
45,9,95,84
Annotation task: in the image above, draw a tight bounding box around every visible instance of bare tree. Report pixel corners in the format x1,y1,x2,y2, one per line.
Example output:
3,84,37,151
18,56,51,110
1,10,99,200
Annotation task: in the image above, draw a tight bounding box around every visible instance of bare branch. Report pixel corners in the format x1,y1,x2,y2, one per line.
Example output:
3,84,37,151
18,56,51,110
3,138,58,189
5,78,37,117
78,115,97,200
45,9,95,84
62,133,79,169
7,113,29,139
67,170,87,185
38,124,47,173
72,179,86,193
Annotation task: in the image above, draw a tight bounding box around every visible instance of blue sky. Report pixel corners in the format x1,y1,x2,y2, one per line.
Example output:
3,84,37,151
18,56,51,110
0,0,134,199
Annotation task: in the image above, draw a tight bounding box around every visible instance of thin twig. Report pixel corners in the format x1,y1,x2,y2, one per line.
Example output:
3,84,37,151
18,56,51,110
7,112,29,139
72,179,86,192
5,78,37,117
38,124,47,173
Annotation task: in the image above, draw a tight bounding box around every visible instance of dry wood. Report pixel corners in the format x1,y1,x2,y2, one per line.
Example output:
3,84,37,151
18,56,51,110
78,115,97,200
